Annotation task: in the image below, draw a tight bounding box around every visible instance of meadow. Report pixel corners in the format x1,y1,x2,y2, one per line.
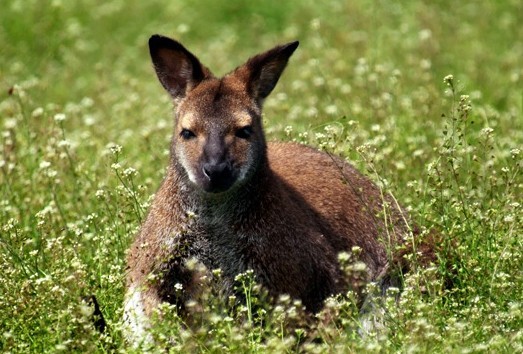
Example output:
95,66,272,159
1,0,522,352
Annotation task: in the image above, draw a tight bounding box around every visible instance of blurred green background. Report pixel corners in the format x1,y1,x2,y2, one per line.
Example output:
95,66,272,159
1,0,522,352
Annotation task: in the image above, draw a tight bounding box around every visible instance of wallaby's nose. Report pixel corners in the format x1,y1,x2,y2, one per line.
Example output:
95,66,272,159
202,162,232,185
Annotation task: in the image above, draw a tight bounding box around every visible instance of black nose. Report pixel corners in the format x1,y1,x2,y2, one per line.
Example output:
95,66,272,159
202,162,230,181
201,162,235,193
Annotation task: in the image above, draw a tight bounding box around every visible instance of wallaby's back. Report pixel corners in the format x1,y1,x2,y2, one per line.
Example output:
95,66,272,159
267,141,406,274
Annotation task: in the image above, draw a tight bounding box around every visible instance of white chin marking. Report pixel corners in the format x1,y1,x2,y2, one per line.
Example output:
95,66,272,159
178,153,199,185
123,286,154,348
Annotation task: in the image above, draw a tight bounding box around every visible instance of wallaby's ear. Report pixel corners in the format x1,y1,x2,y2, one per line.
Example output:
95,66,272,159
149,35,213,101
237,41,299,105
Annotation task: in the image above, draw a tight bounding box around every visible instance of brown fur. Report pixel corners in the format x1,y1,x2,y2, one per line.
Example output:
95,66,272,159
125,35,434,324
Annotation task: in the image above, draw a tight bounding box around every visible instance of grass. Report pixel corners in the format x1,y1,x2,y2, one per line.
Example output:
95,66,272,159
1,0,522,352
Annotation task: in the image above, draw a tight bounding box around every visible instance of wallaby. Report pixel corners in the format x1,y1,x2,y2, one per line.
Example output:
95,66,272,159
124,35,424,341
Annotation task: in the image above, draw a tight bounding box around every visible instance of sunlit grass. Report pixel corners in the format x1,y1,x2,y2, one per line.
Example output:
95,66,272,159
1,0,522,352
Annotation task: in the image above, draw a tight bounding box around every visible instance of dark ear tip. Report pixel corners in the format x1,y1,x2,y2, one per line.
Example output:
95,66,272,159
149,34,183,51
149,34,165,46
282,41,299,55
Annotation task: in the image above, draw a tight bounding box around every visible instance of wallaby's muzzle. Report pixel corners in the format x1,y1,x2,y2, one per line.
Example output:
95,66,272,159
201,161,235,193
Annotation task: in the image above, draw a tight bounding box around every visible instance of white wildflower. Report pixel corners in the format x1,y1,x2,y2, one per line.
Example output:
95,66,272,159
324,105,338,115
57,140,70,148
39,161,51,169
32,107,45,118
95,189,105,198
80,97,94,107
53,113,66,122
108,143,122,154
481,127,494,136
4,118,17,129
111,163,121,170
123,167,137,177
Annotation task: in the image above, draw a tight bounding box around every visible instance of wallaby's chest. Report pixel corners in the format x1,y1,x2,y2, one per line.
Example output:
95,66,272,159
186,211,257,275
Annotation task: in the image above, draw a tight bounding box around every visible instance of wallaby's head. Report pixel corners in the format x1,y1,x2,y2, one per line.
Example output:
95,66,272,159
149,35,299,194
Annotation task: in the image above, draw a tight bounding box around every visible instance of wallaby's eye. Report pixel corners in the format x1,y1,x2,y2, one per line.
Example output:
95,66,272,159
180,129,196,140
235,126,253,140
